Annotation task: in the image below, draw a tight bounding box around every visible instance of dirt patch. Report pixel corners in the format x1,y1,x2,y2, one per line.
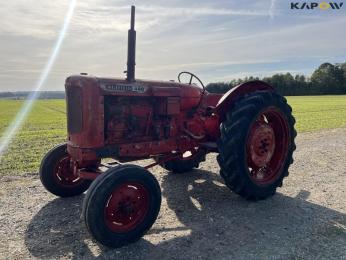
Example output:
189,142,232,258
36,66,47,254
0,129,345,259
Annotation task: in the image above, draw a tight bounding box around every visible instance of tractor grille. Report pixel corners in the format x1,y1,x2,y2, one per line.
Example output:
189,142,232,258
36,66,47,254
66,86,83,133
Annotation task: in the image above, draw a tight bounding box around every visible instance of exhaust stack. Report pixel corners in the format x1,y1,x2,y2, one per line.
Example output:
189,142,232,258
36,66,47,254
126,5,136,82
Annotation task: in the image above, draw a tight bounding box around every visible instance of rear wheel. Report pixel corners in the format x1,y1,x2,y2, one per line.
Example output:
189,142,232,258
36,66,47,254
83,164,161,248
217,91,296,200
157,148,206,173
39,143,92,197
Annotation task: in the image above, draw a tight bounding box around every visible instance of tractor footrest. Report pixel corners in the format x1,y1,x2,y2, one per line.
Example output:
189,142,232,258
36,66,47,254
101,161,122,168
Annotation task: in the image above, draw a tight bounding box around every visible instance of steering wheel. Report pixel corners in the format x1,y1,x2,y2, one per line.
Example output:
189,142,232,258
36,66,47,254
178,71,205,92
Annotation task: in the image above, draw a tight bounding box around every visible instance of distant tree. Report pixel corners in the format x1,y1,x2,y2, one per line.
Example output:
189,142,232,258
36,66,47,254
311,63,344,94
206,82,232,93
206,61,346,96
340,63,346,80
337,62,346,92
263,73,295,95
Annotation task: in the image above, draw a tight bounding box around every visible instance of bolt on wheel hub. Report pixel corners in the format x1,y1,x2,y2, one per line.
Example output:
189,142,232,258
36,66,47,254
248,123,275,167
54,156,82,186
246,107,290,185
104,182,150,232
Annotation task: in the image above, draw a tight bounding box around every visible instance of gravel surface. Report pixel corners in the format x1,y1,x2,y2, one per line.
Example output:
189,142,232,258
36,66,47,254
0,128,345,260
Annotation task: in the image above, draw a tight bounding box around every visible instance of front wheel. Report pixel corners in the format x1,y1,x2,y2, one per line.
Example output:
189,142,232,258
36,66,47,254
39,143,92,197
217,91,296,200
82,164,161,248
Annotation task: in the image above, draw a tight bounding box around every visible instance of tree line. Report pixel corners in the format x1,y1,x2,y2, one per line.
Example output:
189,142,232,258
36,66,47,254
0,91,65,99
206,62,346,96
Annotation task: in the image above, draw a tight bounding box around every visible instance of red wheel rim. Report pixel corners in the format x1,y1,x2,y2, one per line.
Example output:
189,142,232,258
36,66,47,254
104,182,150,232
53,156,82,187
246,107,290,185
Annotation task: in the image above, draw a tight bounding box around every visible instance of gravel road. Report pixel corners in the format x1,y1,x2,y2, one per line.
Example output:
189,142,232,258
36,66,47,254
0,128,345,260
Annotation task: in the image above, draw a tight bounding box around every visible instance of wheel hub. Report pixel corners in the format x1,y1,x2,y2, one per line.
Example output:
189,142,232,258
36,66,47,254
246,107,290,185
54,156,81,186
105,182,149,232
248,123,275,167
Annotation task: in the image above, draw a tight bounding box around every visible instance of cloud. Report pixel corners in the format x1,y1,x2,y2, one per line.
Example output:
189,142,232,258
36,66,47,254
0,1,70,39
138,59,282,72
268,0,277,19
0,0,345,91
0,2,268,39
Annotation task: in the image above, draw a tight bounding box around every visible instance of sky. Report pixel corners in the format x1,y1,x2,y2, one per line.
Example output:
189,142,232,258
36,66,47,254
0,0,346,91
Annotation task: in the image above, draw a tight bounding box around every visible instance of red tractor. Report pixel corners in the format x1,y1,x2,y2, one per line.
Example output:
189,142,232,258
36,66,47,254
40,6,296,248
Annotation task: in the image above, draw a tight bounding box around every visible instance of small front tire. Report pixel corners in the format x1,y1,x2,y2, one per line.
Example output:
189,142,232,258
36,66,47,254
39,143,92,197
82,164,161,248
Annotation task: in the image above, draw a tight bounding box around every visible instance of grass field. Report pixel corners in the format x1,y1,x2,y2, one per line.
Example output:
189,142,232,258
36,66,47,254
1,96,346,175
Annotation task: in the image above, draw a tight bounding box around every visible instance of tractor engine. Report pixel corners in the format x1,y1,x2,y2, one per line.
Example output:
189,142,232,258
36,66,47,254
104,96,179,142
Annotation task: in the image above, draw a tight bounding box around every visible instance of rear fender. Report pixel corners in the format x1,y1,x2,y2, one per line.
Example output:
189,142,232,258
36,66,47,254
215,80,273,120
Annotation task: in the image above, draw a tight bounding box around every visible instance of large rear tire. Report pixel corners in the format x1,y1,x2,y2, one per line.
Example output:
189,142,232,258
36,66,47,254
82,164,161,248
39,143,92,197
217,91,296,200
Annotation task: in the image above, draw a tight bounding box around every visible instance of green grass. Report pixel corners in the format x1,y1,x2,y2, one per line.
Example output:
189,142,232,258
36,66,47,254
1,96,346,175
286,96,346,132
0,100,66,175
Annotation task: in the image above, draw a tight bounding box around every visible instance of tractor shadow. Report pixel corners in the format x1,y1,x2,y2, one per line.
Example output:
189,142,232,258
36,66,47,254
25,169,346,259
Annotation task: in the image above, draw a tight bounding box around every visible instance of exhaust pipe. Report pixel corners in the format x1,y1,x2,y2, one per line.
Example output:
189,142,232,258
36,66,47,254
126,5,136,82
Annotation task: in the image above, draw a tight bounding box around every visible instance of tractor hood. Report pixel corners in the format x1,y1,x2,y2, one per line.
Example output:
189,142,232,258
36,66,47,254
66,74,203,100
